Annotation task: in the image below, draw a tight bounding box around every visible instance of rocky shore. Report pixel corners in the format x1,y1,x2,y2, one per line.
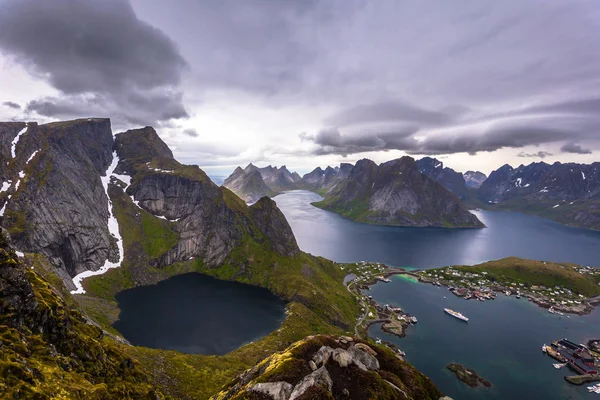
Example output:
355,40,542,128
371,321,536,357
446,363,492,388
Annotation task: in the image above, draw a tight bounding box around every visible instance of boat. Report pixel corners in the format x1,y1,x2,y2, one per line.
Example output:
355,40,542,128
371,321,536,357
542,344,547,353
444,308,469,322
553,363,567,369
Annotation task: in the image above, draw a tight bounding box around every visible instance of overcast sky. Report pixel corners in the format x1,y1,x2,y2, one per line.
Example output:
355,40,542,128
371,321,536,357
1,0,599,176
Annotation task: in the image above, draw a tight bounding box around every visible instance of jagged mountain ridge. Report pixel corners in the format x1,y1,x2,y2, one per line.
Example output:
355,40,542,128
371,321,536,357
314,157,484,228
0,119,299,291
478,161,600,230
223,166,277,203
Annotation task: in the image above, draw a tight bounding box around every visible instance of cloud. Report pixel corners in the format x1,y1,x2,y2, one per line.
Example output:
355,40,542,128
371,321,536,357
324,100,455,127
518,151,553,158
0,0,187,127
2,101,21,109
561,143,592,154
182,128,199,137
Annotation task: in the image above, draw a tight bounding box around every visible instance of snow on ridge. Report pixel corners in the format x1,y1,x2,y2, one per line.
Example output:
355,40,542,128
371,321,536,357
515,177,522,187
582,171,586,180
71,151,124,295
25,150,40,164
11,127,27,158
553,204,560,208
15,251,24,257
1,181,10,193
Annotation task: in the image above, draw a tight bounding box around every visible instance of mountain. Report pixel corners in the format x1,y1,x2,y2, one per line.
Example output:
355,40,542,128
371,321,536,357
416,157,468,199
299,163,353,195
314,157,484,228
0,120,299,291
478,161,600,230
222,163,301,202
463,171,487,188
223,166,276,203
246,163,300,192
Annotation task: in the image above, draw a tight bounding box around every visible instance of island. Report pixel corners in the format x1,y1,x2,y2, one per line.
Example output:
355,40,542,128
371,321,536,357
418,257,600,314
447,363,492,388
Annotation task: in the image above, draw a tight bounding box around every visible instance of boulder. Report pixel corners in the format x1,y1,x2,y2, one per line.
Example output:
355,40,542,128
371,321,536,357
312,345,334,367
249,382,293,400
289,366,333,400
332,348,353,367
348,344,380,371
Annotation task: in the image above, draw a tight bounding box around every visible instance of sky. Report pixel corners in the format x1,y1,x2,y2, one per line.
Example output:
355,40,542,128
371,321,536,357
1,0,599,177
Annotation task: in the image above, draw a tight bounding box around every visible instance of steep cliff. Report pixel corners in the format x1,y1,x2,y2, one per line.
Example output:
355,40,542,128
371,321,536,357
478,161,600,230
0,119,117,285
314,157,483,228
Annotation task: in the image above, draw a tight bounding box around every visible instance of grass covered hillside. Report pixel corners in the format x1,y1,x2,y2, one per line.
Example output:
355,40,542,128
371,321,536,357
0,235,165,399
428,257,600,298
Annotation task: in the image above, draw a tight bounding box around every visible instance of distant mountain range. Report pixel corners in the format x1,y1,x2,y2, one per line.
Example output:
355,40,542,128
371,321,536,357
478,161,600,230
225,156,600,231
225,158,484,228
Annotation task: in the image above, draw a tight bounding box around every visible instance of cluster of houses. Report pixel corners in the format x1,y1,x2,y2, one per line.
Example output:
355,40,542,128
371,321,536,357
419,267,590,313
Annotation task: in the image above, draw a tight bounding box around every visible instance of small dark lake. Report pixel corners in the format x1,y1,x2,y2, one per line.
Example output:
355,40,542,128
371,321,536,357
113,273,287,355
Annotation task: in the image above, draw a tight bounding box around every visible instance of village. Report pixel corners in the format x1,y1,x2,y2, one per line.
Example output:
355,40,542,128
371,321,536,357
418,265,599,315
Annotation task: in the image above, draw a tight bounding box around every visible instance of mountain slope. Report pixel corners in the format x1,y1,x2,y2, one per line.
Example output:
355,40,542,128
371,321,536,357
0,232,164,399
314,157,483,228
478,161,600,230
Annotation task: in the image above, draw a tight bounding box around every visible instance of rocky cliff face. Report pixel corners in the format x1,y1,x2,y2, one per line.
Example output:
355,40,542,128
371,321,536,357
416,157,468,199
478,161,600,230
315,157,483,228
0,119,117,285
223,167,276,203
463,171,487,188
212,334,442,400
0,119,299,290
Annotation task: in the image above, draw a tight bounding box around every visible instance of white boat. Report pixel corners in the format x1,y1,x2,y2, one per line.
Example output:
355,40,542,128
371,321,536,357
444,308,469,322
542,344,547,353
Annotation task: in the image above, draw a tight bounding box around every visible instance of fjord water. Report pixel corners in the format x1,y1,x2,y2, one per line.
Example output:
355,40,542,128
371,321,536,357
113,273,286,355
274,190,600,399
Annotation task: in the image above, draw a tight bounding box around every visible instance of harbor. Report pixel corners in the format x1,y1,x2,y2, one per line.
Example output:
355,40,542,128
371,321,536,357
542,339,600,393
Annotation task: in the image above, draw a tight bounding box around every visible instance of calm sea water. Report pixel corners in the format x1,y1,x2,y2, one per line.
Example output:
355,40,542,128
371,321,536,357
274,190,600,399
113,273,286,355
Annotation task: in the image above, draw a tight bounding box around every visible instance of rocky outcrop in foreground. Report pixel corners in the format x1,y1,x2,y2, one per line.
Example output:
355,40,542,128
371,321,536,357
213,335,443,400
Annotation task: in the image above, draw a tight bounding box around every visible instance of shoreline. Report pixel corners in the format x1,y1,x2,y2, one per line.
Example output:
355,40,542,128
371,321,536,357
417,275,597,316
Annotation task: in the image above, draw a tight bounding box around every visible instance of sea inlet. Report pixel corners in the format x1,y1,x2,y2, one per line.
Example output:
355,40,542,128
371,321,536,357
275,190,600,399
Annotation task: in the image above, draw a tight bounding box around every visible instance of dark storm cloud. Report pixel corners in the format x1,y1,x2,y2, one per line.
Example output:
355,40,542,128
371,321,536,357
0,0,187,127
300,127,418,156
518,151,553,159
304,110,600,156
2,101,21,109
561,143,592,155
